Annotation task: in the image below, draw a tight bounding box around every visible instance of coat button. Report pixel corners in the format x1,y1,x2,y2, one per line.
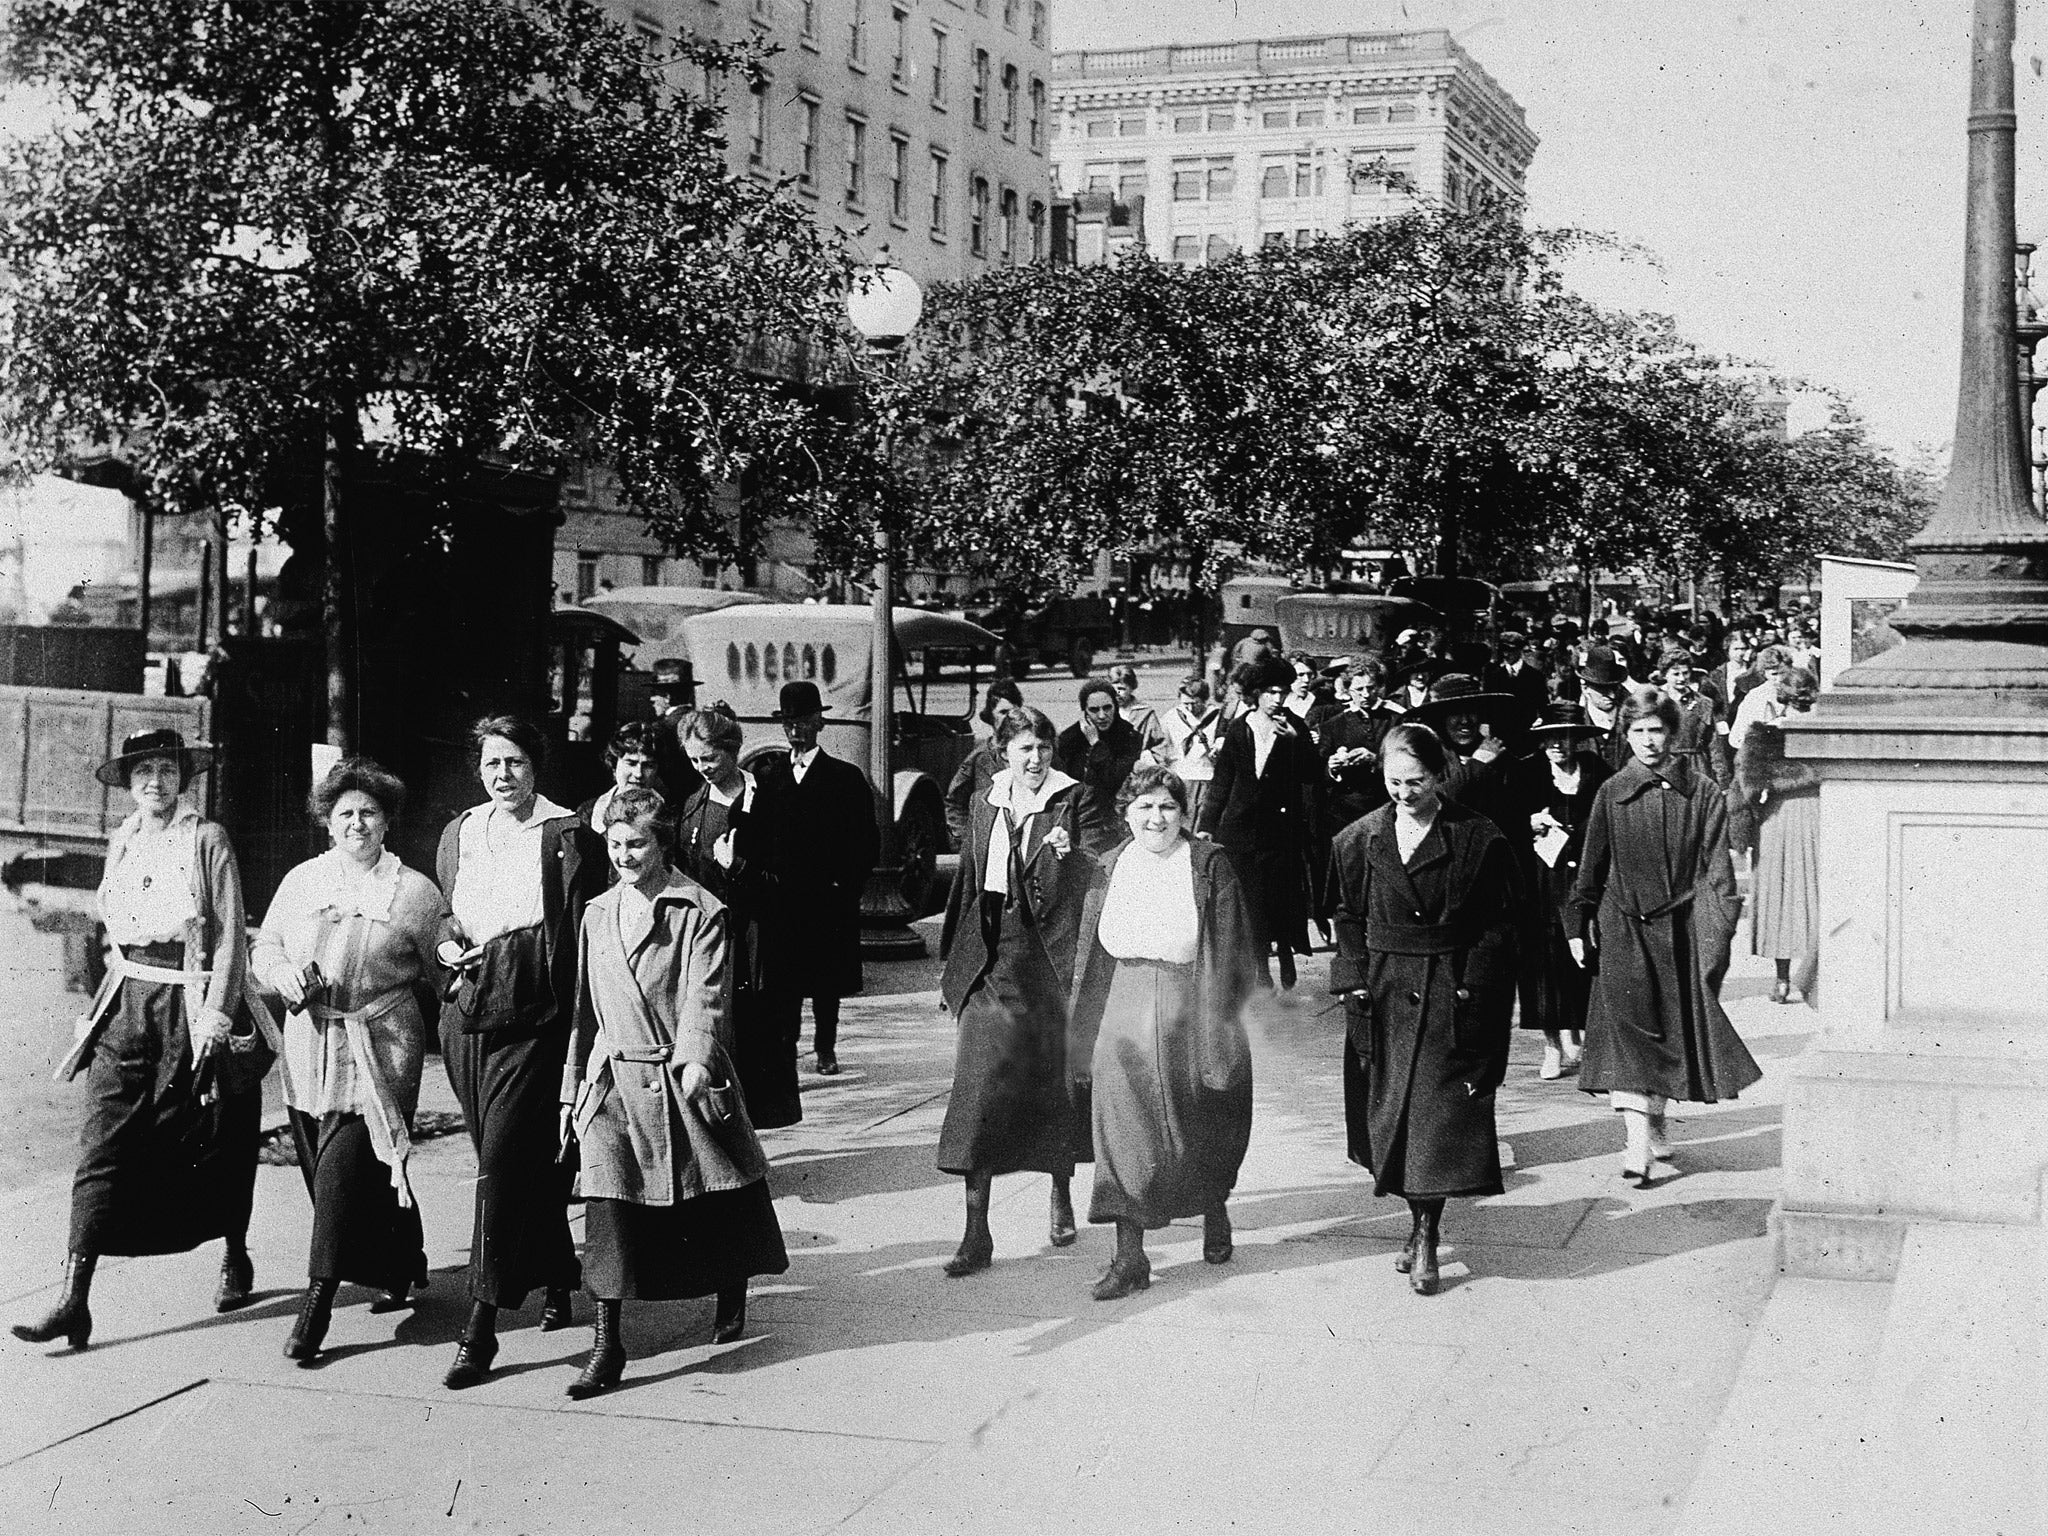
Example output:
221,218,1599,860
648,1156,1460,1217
1413,909,1425,918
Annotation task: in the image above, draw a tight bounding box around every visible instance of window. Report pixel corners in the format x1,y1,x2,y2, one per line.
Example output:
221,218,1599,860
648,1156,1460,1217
1083,161,1113,191
1028,78,1045,149
631,10,663,49
1260,162,1289,199
1003,0,1019,29
1170,235,1200,266
1030,0,1046,44
1388,102,1418,124
1117,116,1145,137
1028,198,1047,261
1352,104,1383,125
748,79,770,167
1294,228,1314,247
576,553,600,603
1172,112,1202,134
888,133,909,221
1207,160,1235,199
999,186,1018,261
969,174,989,256
1207,108,1235,131
1261,231,1287,250
641,555,665,586
1295,108,1324,127
798,96,820,190
891,6,909,86
845,114,867,206
1171,162,1203,201
928,148,948,234
1001,64,1018,137
848,0,867,66
1117,163,1146,203
1085,117,1115,139
1175,157,1233,201
801,0,818,44
1261,109,1289,128
972,49,988,128
930,27,947,106
1205,234,1236,264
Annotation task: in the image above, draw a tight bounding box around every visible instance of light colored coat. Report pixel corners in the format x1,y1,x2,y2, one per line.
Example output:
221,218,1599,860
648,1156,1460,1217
560,871,768,1206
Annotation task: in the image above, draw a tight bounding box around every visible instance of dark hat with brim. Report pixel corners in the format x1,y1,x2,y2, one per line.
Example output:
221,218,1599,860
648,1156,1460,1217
1527,701,1607,742
1578,647,1630,688
96,727,214,788
1414,673,1518,727
771,680,830,719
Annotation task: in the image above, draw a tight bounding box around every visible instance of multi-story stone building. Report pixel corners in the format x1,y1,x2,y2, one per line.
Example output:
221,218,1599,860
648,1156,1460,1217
560,0,1058,603
1050,29,1535,265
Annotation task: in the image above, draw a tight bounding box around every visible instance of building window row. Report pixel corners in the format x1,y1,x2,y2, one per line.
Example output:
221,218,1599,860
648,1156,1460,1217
1086,98,1424,137
1169,233,1238,267
1170,156,1236,202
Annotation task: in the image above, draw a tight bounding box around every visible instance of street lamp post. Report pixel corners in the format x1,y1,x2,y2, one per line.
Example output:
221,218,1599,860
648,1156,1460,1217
846,261,928,960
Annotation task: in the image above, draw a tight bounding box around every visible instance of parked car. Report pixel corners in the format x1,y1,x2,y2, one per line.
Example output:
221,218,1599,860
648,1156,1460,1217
967,594,1117,678
677,602,1001,915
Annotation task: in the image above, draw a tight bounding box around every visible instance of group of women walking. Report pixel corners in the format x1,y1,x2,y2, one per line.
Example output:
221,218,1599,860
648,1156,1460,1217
13,672,1767,1374
14,714,786,1398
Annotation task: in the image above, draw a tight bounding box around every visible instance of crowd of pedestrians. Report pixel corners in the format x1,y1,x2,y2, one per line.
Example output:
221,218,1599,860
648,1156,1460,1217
12,598,1816,1387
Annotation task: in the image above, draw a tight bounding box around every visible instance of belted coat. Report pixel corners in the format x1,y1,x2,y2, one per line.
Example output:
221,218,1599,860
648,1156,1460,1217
1330,802,1519,1200
1569,757,1761,1104
560,873,769,1206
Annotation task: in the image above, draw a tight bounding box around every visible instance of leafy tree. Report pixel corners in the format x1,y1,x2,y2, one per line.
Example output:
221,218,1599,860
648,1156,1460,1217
0,0,847,747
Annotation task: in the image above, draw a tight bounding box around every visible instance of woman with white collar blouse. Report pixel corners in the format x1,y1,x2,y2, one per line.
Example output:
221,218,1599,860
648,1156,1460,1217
435,715,606,1389
936,706,1097,1277
253,757,454,1363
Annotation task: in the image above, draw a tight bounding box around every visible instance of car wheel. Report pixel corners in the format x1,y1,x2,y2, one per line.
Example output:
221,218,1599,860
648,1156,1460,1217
896,796,947,916
1068,639,1094,677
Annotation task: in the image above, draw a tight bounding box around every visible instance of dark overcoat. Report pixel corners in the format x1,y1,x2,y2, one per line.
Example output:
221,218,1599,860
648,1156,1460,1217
1198,714,1314,953
1318,705,1397,837
675,781,802,1129
1504,750,1612,1035
937,776,1099,1174
751,747,879,1000
1055,717,1144,856
1068,838,1260,1216
1670,692,1731,790
1569,757,1761,1104
1330,802,1519,1199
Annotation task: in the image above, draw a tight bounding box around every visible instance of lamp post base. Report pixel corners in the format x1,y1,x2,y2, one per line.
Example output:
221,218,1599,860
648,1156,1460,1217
859,866,928,960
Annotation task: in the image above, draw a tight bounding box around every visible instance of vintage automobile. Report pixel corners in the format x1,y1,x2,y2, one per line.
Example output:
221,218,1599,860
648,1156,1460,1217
678,602,1001,915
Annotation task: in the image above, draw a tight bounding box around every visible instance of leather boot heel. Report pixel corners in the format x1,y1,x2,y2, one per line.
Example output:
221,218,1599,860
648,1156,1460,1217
1203,1206,1234,1265
215,1247,255,1313
712,1289,747,1345
1090,1256,1152,1302
566,1303,625,1400
12,1253,95,1350
284,1280,338,1363
1410,1235,1440,1296
540,1286,575,1332
444,1305,499,1390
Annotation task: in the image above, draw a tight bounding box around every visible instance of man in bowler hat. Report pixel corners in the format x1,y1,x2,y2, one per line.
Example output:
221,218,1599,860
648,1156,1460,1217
752,680,880,1075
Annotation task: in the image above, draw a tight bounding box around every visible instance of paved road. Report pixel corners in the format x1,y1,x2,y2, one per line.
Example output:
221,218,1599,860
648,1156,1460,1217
0,899,1808,1534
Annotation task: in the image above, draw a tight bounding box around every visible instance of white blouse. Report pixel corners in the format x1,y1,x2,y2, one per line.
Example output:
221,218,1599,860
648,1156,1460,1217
982,767,1076,898
1394,809,1438,865
1246,711,1280,777
101,808,202,946
452,796,573,945
1097,839,1199,965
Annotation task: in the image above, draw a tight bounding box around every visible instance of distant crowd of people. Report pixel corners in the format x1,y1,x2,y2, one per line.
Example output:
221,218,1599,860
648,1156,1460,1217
14,602,1814,1392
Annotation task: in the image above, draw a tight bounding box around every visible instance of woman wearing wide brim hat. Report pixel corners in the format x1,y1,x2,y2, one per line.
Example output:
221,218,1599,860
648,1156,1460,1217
15,728,267,1353
1504,704,1614,1081
1409,674,1520,834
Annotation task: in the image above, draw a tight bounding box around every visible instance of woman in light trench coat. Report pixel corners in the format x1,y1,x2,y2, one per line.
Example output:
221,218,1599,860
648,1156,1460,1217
558,787,788,1399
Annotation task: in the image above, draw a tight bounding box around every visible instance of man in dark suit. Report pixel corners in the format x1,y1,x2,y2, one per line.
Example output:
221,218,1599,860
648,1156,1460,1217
753,680,880,1076
1319,661,1399,832
1502,632,1552,731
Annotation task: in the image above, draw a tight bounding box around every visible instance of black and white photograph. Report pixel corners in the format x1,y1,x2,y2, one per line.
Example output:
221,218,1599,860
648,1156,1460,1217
0,0,2041,1530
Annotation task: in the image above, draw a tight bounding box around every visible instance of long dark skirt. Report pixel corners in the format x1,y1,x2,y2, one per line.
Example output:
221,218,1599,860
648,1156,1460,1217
936,896,1085,1177
1088,959,1250,1229
290,1110,426,1292
583,1181,790,1301
440,1020,579,1307
731,988,802,1130
70,969,259,1256
1518,919,1592,1035
1230,846,1310,957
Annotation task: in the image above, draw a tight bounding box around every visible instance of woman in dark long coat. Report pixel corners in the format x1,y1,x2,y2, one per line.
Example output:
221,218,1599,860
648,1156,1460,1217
435,715,606,1389
1504,704,1613,1081
937,706,1097,1276
556,788,788,1398
1070,765,1259,1300
13,729,265,1352
674,704,801,1129
1330,723,1519,1297
1198,655,1314,990
1570,689,1762,1185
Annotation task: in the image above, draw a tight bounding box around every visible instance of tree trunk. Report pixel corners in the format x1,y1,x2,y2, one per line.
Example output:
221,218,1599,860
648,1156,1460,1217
323,403,353,752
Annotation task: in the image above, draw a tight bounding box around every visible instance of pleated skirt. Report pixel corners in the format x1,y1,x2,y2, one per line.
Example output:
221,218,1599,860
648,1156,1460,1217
1751,793,1820,961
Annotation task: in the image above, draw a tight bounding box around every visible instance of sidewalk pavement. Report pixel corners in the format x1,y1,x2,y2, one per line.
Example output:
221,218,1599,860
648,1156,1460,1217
0,913,1814,1535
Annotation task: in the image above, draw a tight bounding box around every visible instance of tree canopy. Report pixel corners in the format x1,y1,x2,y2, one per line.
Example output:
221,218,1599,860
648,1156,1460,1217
0,0,849,742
